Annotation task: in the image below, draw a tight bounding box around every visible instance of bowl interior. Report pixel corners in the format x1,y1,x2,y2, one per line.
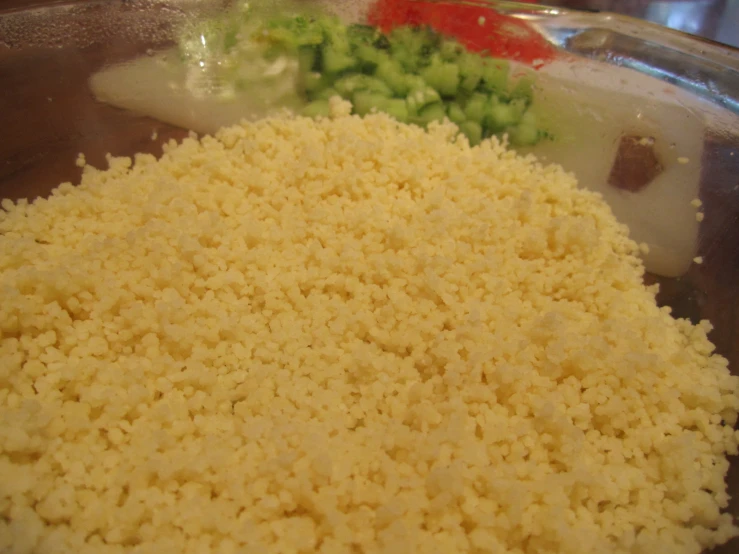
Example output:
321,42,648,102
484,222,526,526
1,1,738,552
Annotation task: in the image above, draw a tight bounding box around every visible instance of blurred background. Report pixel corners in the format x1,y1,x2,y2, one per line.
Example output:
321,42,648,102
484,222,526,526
2,0,738,48
548,0,739,48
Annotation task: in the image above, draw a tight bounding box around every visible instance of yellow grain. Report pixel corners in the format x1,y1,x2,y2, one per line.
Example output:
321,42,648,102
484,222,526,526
1,107,737,554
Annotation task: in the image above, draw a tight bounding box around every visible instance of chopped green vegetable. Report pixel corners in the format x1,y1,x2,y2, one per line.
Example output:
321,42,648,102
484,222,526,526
355,44,389,71
347,24,381,46
389,26,439,72
353,91,390,116
322,46,357,75
404,75,427,92
390,26,438,58
262,16,324,51
382,98,410,122
314,87,340,101
421,61,460,97
508,112,540,146
446,103,466,125
406,86,441,115
334,74,392,98
480,59,509,95
298,46,318,73
486,101,520,132
302,99,331,117
351,93,411,121
376,59,411,95
463,93,488,123
440,39,463,62
302,72,330,95
510,74,535,104
415,103,447,126
177,8,546,146
458,53,483,93
459,120,483,145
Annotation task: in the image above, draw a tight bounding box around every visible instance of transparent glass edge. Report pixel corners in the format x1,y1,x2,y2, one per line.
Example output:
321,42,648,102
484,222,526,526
468,0,739,116
2,0,737,115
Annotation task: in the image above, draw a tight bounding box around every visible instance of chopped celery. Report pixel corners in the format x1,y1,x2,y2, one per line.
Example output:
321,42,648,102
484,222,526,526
352,91,389,116
375,60,411,95
178,8,545,147
382,98,410,122
390,26,438,57
322,46,356,75
334,74,392,97
440,39,463,61
347,24,381,46
480,59,509,94
314,87,340,101
458,53,483,93
486,101,521,132
416,103,447,126
459,121,483,146
298,46,317,73
404,75,426,91
508,112,539,146
446,103,466,125
421,62,460,97
510,74,535,104
302,99,331,117
509,98,527,119
391,46,420,73
389,26,439,72
262,16,325,51
355,44,389,71
320,18,351,50
464,93,488,123
406,86,442,115
302,72,331,95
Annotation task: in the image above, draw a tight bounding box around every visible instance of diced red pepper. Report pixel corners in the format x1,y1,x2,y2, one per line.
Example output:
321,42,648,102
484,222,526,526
368,0,557,67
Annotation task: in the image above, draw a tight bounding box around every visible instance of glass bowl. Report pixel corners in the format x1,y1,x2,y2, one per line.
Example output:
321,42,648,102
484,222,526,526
1,1,737,552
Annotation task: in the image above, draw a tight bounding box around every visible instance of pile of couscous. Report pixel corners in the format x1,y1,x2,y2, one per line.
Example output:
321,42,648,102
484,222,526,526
1,99,738,554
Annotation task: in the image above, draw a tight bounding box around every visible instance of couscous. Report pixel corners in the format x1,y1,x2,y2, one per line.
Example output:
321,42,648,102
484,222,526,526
1,100,738,554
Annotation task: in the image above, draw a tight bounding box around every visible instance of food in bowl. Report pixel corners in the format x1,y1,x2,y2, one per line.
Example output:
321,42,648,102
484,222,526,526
1,2,738,554
91,2,544,146
90,0,708,279
2,98,738,554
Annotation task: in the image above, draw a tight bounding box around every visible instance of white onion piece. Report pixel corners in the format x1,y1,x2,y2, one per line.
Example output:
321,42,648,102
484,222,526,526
520,60,706,277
